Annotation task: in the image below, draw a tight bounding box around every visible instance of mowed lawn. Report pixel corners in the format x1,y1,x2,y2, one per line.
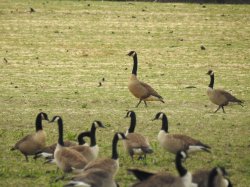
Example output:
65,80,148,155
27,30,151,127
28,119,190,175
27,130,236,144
0,0,249,186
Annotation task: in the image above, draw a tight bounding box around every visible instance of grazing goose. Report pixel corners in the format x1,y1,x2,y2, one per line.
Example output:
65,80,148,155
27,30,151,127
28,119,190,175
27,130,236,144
127,51,164,107
152,112,211,154
206,70,243,113
64,168,119,187
11,112,49,161
128,151,197,187
193,167,233,187
35,131,91,163
51,116,88,173
69,120,105,162
33,132,88,160
82,132,127,177
34,120,104,160
123,110,153,162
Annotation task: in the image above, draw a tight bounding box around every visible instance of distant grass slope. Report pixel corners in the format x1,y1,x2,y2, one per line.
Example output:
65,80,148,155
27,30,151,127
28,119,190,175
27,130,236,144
0,0,249,186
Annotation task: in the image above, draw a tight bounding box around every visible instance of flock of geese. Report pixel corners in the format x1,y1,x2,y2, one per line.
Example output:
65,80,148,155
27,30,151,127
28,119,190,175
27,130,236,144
11,51,244,186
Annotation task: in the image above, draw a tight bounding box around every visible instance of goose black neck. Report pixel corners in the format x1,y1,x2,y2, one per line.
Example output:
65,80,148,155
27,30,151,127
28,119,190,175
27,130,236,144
111,134,119,160
90,124,97,147
57,118,64,146
132,54,138,76
77,131,90,145
175,153,187,177
128,113,136,133
208,168,218,187
161,115,169,133
209,74,214,89
35,113,43,132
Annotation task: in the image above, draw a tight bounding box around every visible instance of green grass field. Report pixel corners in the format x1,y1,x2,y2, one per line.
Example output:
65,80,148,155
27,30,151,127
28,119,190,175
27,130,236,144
0,0,249,186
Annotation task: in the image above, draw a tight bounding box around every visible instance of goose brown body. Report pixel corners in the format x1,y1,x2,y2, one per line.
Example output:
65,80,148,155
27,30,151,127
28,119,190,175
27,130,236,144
124,133,151,155
206,70,243,113
51,116,88,173
129,151,196,187
83,132,126,177
192,167,233,187
64,168,119,187
128,75,163,102
14,131,46,156
153,112,211,154
84,158,119,177
131,172,185,187
11,112,49,161
158,131,210,154
123,111,153,161
34,131,91,159
54,144,88,173
127,51,164,107
69,121,104,162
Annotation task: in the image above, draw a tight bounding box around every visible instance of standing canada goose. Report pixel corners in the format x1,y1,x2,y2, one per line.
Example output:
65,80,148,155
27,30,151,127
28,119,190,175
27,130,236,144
69,120,105,162
127,51,164,107
51,116,88,173
128,151,197,187
64,168,119,187
11,112,49,161
152,112,211,154
206,70,243,113
123,110,153,162
193,167,233,187
82,132,127,177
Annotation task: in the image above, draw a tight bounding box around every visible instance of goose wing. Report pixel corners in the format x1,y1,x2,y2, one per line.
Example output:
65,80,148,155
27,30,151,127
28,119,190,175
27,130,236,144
172,134,210,149
216,89,242,103
13,134,34,149
67,168,116,187
60,148,88,170
192,169,209,187
140,81,163,99
84,158,118,176
126,133,150,148
132,172,178,187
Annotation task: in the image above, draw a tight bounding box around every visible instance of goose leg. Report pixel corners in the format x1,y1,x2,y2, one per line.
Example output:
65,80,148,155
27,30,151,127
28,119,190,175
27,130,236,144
214,106,221,113
222,106,226,113
136,100,142,107
54,175,65,182
129,150,134,163
143,101,148,107
25,155,29,162
143,154,148,165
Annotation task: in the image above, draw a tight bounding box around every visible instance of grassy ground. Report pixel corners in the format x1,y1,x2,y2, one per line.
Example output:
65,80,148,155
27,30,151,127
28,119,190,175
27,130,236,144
0,0,249,186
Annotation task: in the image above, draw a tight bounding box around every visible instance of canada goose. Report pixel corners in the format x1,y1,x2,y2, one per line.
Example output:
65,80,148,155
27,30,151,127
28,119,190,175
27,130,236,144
51,116,88,173
69,120,105,162
128,151,197,187
11,112,49,161
35,131,91,163
206,70,243,113
127,51,164,107
152,112,211,154
33,132,88,160
34,120,103,160
193,167,233,187
123,110,153,162
82,132,127,177
64,168,119,187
